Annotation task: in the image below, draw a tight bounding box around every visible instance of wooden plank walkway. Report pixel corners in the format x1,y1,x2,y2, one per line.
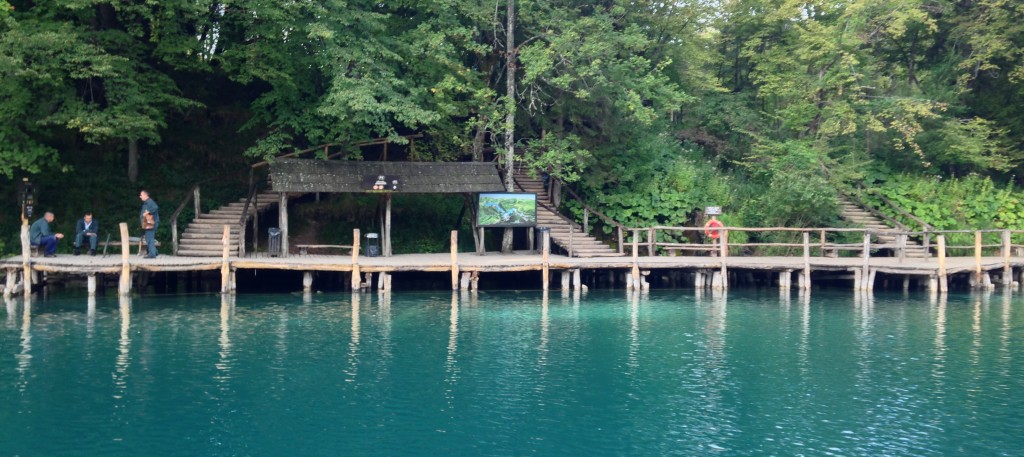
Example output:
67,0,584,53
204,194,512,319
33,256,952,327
1,251,1016,276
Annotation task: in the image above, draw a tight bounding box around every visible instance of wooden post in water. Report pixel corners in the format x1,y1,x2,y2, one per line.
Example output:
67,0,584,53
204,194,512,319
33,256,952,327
220,225,231,294
20,225,31,300
937,235,948,293
279,192,289,256
118,223,131,296
303,272,313,293
1002,230,1012,285
450,231,459,291
779,270,791,291
351,228,361,290
4,267,16,298
87,273,97,296
542,229,550,290
561,271,570,291
974,231,983,287
573,269,582,292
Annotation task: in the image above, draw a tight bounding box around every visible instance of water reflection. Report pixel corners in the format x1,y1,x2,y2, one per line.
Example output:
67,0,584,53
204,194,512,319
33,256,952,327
215,294,235,382
87,296,96,338
16,300,32,392
445,292,459,384
1000,292,1012,377
626,291,640,375
345,293,360,382
5,297,15,327
113,296,131,399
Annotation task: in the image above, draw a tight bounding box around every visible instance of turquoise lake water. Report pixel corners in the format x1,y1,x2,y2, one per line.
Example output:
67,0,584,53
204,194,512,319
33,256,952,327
1,289,1022,456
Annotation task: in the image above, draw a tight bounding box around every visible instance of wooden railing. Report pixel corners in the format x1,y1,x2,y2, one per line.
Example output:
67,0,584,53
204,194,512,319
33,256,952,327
510,169,629,256
622,226,1024,262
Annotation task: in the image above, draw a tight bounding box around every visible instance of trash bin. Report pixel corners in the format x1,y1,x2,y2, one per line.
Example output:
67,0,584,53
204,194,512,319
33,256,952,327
536,227,550,252
268,227,282,257
364,232,381,257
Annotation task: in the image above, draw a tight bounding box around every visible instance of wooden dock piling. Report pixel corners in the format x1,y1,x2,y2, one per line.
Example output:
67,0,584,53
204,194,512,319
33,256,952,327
118,223,131,296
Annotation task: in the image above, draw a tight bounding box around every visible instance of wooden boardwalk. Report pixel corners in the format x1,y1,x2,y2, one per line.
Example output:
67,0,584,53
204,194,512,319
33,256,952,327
2,249,1020,296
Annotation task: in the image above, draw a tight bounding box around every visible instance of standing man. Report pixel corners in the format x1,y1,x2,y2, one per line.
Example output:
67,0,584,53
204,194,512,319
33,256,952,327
139,190,159,258
30,211,64,257
74,212,99,256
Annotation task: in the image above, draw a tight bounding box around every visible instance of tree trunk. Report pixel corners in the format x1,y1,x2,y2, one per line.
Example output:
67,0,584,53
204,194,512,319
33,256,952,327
128,139,139,183
472,115,488,162
501,0,516,254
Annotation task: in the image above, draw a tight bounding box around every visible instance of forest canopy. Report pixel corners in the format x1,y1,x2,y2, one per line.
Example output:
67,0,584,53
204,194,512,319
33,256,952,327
3,0,1024,243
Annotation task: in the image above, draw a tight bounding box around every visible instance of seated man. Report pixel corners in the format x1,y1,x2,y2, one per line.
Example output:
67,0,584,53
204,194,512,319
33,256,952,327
29,211,64,257
74,212,99,256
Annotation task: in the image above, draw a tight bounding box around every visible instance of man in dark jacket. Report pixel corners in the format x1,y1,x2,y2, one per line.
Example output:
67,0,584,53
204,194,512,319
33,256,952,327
74,212,99,256
139,190,159,258
30,212,64,257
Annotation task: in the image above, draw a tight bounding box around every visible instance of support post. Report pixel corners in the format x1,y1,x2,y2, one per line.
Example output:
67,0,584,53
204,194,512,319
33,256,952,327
897,233,907,264
861,232,871,291
583,209,589,234
719,228,729,289
351,228,361,290
631,230,640,290
303,271,313,293
4,268,16,298
802,232,810,290
87,273,97,296
20,224,31,300
974,231,983,286
779,270,791,291
561,270,570,291
460,272,471,291
220,225,230,294
649,228,656,256
937,235,948,293
573,269,582,292
279,192,289,256
450,230,459,291
119,222,131,296
1002,230,1012,285
542,229,550,290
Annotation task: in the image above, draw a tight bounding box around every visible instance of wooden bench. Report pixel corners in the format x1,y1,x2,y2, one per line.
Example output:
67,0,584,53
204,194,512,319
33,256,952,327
99,236,162,257
296,244,353,255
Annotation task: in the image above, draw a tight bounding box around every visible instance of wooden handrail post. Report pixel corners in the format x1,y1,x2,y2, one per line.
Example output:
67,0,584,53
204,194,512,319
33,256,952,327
351,228,361,290
221,225,231,293
542,229,550,290
450,230,459,291
861,232,871,291
569,224,574,258
172,223,179,256
974,230,983,286
583,209,589,234
937,235,948,293
719,228,729,289
20,224,31,300
631,230,640,289
617,227,624,255
1002,229,1012,285
802,232,810,290
923,229,931,258
119,222,131,296
819,230,825,255
649,228,655,256
897,233,906,264
193,186,201,221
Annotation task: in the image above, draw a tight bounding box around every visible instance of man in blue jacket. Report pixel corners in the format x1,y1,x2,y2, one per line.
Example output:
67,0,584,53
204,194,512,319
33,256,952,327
30,212,64,257
74,212,99,256
139,190,159,258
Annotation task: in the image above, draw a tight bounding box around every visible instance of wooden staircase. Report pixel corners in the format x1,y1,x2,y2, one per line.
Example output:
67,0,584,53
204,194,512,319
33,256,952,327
176,191,280,257
514,171,624,258
838,196,930,258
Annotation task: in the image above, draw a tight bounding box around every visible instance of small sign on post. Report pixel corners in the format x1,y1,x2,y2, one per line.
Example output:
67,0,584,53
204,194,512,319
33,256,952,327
705,206,722,215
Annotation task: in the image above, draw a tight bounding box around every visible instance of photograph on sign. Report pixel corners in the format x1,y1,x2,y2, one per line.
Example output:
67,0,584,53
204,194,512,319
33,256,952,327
477,193,537,227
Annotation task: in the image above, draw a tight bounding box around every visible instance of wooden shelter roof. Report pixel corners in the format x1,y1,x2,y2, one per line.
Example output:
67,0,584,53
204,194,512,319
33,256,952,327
270,159,505,194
